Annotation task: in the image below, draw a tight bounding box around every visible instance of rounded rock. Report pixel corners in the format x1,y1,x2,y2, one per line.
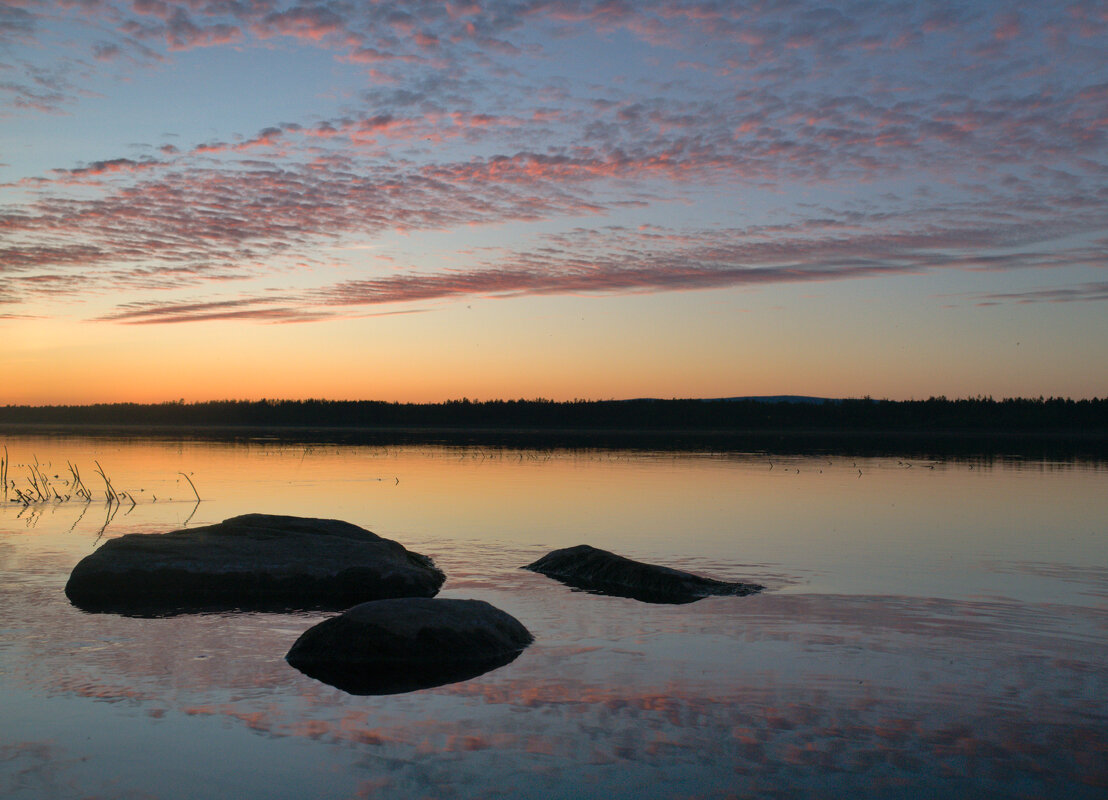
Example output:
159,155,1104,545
65,513,445,614
286,597,533,695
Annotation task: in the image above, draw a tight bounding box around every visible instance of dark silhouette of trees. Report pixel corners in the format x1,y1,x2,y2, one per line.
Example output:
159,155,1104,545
0,396,1104,434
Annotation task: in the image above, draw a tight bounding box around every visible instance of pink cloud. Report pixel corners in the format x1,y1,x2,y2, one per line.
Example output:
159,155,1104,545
341,46,416,64
963,281,1108,305
3,0,1106,330
96,296,331,324
993,11,1022,41
251,5,347,43
55,157,167,177
92,41,120,60
233,127,284,151
164,8,242,50
192,141,229,155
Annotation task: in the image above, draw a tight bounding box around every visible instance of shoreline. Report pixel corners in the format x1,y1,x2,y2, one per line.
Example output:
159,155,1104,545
3,422,1106,458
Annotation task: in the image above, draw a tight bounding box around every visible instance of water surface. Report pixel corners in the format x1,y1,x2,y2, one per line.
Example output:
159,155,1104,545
2,436,1106,798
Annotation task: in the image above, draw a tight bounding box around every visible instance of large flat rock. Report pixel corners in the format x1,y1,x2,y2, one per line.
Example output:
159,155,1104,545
64,514,445,613
286,597,533,694
524,544,763,604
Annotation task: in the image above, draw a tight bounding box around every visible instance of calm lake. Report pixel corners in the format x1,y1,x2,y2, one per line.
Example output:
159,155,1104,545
2,434,1106,798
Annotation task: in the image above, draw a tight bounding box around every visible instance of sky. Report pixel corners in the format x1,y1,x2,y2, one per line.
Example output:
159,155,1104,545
1,0,1106,404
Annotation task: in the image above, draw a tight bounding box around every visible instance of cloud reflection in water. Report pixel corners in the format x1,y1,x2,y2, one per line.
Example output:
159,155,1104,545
2,441,1107,798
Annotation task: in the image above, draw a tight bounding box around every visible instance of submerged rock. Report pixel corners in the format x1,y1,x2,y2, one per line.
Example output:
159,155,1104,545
286,597,533,695
64,513,445,614
524,544,763,604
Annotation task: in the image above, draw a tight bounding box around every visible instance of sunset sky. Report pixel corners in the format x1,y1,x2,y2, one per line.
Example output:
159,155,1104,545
2,0,1106,404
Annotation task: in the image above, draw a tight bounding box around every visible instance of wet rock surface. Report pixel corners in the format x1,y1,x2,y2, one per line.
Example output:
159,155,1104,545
285,597,533,695
524,544,763,604
64,513,445,614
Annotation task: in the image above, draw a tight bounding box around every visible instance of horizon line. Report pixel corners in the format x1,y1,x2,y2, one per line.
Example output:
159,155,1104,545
3,394,1107,409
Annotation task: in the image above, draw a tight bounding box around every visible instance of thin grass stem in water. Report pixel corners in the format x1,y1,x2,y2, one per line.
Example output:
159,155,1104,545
178,472,201,502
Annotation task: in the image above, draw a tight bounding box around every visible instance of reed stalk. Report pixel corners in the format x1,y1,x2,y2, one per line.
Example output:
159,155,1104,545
1,449,199,527
93,461,120,505
68,461,92,503
178,472,201,502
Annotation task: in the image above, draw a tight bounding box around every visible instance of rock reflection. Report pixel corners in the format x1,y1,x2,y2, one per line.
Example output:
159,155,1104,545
3,439,1108,798
544,579,709,604
289,648,526,695
67,598,379,618
5,575,1106,799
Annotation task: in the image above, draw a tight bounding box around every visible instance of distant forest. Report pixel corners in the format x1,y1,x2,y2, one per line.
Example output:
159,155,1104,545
1,396,1106,435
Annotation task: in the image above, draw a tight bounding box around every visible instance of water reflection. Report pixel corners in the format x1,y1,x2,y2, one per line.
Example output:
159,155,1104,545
289,647,527,696
1,436,1107,798
12,585,1104,797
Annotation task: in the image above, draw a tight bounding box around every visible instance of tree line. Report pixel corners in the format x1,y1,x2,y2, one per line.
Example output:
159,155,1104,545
0,396,1105,433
